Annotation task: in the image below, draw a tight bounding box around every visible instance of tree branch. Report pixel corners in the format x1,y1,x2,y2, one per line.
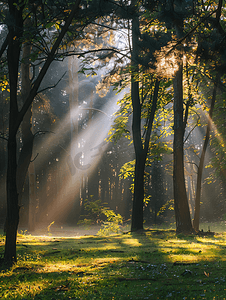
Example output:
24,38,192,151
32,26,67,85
59,47,131,61
144,79,160,153
15,0,82,135
30,153,39,162
185,161,199,169
0,34,9,59
80,107,110,118
0,131,8,141
34,130,55,138
183,118,199,144
0,136,8,142
167,10,217,56
37,71,66,94
216,0,223,24
90,21,117,30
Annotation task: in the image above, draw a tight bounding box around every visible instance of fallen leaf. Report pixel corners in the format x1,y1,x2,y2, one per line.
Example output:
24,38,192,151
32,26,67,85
204,271,209,277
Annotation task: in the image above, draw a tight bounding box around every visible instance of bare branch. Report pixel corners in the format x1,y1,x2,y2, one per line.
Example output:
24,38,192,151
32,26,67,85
0,136,8,142
90,21,117,30
80,107,110,118
37,71,67,94
185,161,199,169
0,132,8,141
58,47,131,61
30,153,39,162
34,130,55,138
144,79,160,153
0,34,8,59
184,120,199,144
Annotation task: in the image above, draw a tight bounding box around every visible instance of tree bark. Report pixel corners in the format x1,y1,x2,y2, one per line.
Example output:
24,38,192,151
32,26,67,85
17,39,34,205
28,162,36,232
193,75,219,231
4,0,24,264
173,63,193,233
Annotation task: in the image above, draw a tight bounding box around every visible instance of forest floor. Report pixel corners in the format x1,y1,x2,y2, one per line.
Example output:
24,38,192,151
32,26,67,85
0,225,226,299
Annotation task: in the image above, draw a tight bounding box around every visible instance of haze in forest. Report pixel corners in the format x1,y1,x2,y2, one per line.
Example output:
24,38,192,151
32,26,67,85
1,1,226,261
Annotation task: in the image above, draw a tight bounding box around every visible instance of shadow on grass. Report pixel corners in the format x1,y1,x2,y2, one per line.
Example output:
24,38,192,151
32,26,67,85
1,230,226,299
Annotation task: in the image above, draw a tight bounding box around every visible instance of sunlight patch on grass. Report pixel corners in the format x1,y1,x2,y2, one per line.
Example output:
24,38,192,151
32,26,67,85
1,230,226,299
122,238,142,247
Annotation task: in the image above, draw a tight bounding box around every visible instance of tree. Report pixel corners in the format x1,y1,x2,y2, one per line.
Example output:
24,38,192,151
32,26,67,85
3,0,83,264
156,0,225,233
173,63,193,233
129,1,159,231
193,74,220,231
192,0,225,231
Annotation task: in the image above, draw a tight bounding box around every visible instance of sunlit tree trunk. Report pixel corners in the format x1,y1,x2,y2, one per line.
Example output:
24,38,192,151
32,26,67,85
193,75,219,231
173,63,193,233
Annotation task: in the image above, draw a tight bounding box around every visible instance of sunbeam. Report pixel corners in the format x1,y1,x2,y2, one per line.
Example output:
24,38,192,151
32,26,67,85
29,90,123,230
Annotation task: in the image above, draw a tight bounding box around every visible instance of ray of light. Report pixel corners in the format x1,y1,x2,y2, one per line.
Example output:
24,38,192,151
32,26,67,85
32,92,123,228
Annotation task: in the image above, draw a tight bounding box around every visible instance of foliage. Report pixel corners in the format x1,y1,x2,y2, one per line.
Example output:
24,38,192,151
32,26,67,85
78,198,105,227
119,159,135,181
0,75,9,93
47,221,55,236
157,199,174,217
98,208,123,236
118,136,173,207
79,198,123,235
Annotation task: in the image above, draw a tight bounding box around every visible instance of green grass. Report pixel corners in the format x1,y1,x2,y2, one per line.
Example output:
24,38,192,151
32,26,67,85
1,228,226,299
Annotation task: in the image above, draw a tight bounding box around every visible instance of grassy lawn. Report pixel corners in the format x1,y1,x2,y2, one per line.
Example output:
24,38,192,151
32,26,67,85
1,226,226,299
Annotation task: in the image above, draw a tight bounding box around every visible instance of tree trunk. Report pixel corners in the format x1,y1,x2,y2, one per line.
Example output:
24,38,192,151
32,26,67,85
4,0,23,264
173,63,193,233
193,75,219,231
18,39,34,198
131,149,146,231
130,4,145,231
130,11,160,230
28,162,36,232
5,136,19,263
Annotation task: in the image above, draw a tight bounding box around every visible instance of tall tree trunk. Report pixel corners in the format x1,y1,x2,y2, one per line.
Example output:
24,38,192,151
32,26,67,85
5,135,19,263
130,1,160,231
4,0,23,264
193,75,219,231
17,39,33,196
130,2,146,231
173,63,193,233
